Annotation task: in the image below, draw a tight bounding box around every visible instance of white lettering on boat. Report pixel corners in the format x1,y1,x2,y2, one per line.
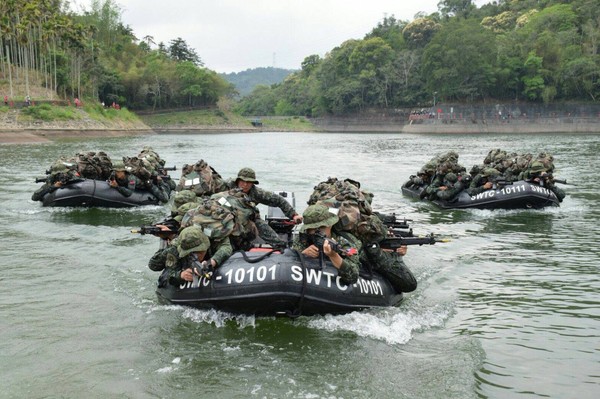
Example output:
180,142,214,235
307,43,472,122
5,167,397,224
469,183,548,201
290,265,349,292
471,190,495,201
529,185,554,197
353,278,383,296
222,265,278,285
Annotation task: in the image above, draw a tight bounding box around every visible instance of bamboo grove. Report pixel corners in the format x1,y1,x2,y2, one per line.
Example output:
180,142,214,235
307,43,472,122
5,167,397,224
0,0,233,109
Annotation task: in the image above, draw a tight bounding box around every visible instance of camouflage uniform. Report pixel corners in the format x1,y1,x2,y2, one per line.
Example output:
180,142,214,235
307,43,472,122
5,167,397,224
292,204,360,285
148,226,233,286
361,244,417,293
229,167,299,248
111,161,169,203
435,172,466,201
31,163,81,202
521,161,566,202
467,168,500,196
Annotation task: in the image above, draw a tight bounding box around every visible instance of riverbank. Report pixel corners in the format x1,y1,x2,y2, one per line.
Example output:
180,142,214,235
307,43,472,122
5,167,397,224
3,110,600,144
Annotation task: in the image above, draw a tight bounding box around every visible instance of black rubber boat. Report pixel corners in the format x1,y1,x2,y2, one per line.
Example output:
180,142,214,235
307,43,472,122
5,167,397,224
155,249,403,317
401,180,560,210
41,179,161,207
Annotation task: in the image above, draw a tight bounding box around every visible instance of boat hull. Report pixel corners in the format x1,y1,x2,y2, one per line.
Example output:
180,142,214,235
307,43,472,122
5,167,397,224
156,250,403,316
402,180,560,210
41,179,160,207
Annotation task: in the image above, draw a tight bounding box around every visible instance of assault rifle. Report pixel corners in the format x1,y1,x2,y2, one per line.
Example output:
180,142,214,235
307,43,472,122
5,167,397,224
375,212,413,237
131,217,179,236
528,172,569,186
491,177,512,189
35,173,73,185
191,253,213,283
378,234,448,249
311,231,343,254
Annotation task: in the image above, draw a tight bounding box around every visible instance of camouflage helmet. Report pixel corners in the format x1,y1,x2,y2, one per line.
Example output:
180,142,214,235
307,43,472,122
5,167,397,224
50,162,70,174
177,226,210,257
172,190,198,212
301,204,339,232
470,164,482,176
421,161,437,174
174,202,198,223
236,167,259,184
529,161,547,174
445,172,458,183
112,161,127,172
482,168,500,177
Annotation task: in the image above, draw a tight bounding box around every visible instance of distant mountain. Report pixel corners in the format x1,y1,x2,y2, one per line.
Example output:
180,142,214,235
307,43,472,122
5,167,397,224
221,67,296,97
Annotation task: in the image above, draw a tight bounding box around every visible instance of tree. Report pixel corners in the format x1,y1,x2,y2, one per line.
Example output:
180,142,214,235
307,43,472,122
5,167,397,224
168,37,202,66
422,19,497,101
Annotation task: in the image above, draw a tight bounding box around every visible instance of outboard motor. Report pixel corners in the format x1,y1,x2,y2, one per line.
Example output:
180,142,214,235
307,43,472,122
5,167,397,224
266,191,296,245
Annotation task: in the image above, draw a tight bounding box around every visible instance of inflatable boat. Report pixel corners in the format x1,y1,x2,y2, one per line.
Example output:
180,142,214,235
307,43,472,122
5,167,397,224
402,180,560,210
41,179,161,207
155,249,403,317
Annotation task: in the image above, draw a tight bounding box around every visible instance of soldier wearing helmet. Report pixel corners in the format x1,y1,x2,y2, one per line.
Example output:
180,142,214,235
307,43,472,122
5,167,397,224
109,160,169,203
467,167,501,196
31,162,81,202
292,204,360,285
228,167,303,249
148,225,232,285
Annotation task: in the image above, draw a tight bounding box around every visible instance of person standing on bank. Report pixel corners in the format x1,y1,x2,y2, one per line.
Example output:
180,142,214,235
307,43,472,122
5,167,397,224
229,167,302,248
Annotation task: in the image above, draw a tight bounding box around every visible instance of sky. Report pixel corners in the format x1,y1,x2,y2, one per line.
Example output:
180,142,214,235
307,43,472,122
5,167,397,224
71,0,489,74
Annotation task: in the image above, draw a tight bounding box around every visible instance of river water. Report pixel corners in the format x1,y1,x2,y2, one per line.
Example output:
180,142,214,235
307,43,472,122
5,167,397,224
1,132,598,399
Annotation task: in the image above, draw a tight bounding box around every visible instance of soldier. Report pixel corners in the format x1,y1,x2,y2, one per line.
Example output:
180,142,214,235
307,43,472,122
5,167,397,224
435,172,468,201
170,190,199,217
32,163,81,202
292,204,360,285
229,167,302,249
521,161,566,202
148,225,233,286
109,161,169,203
362,243,417,293
467,167,500,196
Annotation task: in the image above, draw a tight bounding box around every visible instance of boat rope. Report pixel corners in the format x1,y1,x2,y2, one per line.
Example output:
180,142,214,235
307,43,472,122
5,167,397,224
236,249,276,263
285,249,308,319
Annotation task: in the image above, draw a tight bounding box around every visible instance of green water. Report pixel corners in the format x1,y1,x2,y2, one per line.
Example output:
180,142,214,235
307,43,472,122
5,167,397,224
1,132,598,398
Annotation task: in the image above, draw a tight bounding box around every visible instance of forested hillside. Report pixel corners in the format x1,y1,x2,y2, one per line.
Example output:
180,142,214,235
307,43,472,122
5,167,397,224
236,0,600,117
221,67,296,97
0,0,233,110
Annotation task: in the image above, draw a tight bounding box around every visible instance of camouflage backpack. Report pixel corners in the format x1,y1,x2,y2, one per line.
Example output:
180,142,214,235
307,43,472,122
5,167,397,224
180,198,235,240
535,152,555,172
72,152,103,179
138,147,165,169
93,151,113,180
177,159,228,197
307,177,385,242
123,156,152,180
210,189,257,238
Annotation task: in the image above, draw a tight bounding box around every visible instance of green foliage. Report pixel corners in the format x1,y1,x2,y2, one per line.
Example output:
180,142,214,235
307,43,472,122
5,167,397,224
0,0,231,111
19,104,80,121
236,0,600,114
